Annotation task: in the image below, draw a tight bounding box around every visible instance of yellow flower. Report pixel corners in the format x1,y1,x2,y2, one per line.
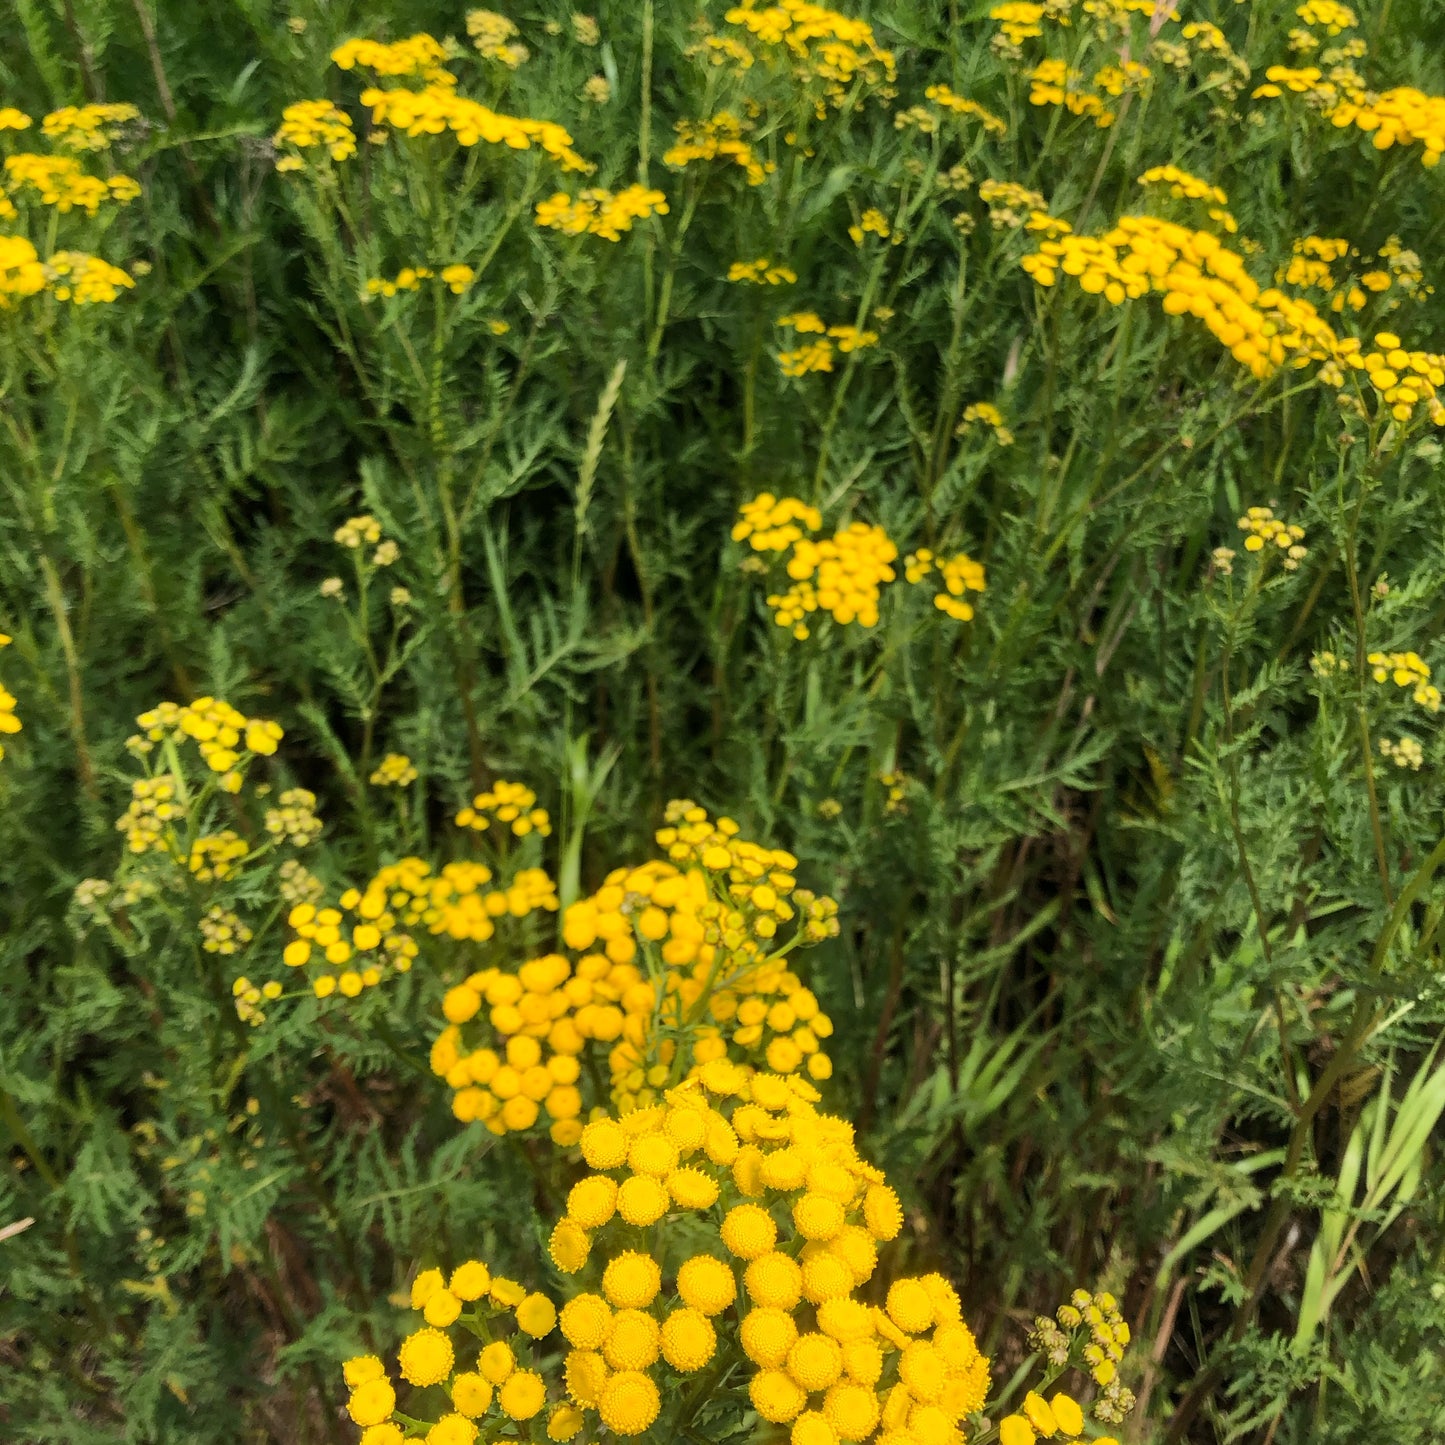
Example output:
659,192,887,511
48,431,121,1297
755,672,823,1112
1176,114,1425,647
516,1292,558,1337
661,1307,717,1371
677,1255,737,1315
499,1370,546,1420
598,1371,660,1435
399,1328,454,1386
452,1373,494,1416
347,1378,396,1427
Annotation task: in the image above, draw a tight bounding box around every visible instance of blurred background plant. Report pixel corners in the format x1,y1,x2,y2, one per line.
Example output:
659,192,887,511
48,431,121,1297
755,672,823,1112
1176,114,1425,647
3,0,1445,1441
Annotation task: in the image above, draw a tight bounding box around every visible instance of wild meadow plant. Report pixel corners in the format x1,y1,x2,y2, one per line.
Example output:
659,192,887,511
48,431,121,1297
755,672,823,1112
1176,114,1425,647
3,1,1445,1441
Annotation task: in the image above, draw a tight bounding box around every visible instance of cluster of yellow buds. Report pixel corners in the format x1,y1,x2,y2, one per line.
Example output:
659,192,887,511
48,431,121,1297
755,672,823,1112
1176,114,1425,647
455,780,552,838
922,84,1007,135
188,830,249,882
231,975,283,1026
1137,164,1236,232
1297,0,1357,34
40,102,141,151
331,34,455,84
200,906,253,956
1368,651,1441,711
1021,216,1340,381
1311,650,1351,677
131,698,283,791
273,100,357,167
663,113,773,185
1026,1288,1135,1427
467,9,530,67
114,775,181,854
1236,506,1308,570
728,258,798,284
1336,331,1445,425
1027,60,1114,129
1379,736,1424,770
721,0,897,107
733,493,823,553
534,185,669,241
958,400,1015,446
903,551,988,621
775,313,880,378
264,788,323,847
370,753,419,787
363,264,476,297
848,208,892,246
978,179,1049,230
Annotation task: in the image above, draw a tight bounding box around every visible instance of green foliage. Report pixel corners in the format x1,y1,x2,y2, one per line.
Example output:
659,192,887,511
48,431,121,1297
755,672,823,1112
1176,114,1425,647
3,0,1445,1441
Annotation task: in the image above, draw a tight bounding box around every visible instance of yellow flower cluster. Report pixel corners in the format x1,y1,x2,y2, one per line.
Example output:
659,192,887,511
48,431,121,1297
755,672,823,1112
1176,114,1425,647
1027,1288,1135,1423
534,185,669,240
364,264,476,296
1328,89,1445,168
1237,506,1308,570
370,753,418,787
114,775,180,854
1280,236,1428,313
2,153,140,215
1021,216,1342,381
343,1064,990,1445
998,1391,1091,1445
664,113,773,186
775,313,879,377
273,101,357,165
1297,0,1356,33
358,85,591,172
113,702,284,864
1027,61,1114,129
188,830,249,882
231,967,284,1025
200,906,253,957
1336,330,1445,425
331,35,455,85
467,10,530,68
922,84,1007,135
0,109,31,132
729,257,798,284
0,633,19,762
766,522,899,637
265,788,323,847
976,180,1050,231
733,493,823,553
1137,164,1236,233
1093,61,1152,99
433,803,840,1134
903,551,988,621
455,780,552,838
132,697,282,784
340,1263,570,1445
42,250,135,304
40,103,141,151
1368,652,1441,711
721,1,897,108
990,2,1046,44
270,854,560,1009
957,400,1015,446
1379,736,1424,770
848,208,891,246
